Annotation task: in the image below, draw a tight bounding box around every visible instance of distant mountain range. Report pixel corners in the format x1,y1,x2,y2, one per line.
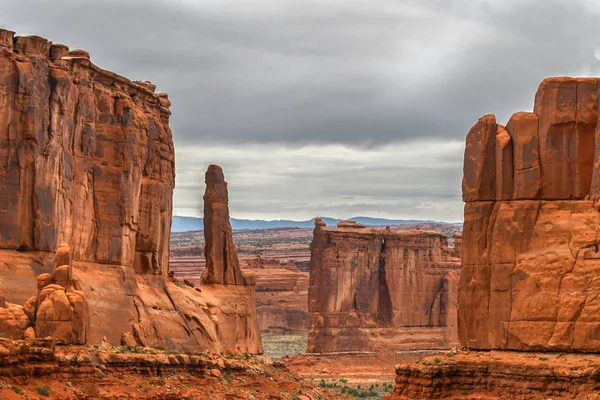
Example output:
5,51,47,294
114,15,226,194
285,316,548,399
171,215,461,233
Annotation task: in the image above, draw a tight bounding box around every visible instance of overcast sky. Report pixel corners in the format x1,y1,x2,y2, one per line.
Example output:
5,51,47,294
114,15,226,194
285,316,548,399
3,0,600,221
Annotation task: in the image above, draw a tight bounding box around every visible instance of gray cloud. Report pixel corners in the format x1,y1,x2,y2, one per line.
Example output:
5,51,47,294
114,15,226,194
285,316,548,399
2,0,599,221
172,141,464,220
4,0,599,147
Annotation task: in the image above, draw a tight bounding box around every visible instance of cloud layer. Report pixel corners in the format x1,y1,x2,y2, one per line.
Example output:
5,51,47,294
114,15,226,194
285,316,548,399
3,0,600,220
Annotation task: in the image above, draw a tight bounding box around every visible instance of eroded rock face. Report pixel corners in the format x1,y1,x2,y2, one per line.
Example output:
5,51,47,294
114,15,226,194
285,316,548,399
202,165,247,286
308,221,460,353
458,77,600,351
26,244,88,344
0,31,174,276
0,30,262,354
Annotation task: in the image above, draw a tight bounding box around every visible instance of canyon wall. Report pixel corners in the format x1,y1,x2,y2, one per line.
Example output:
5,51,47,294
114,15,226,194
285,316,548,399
308,220,460,353
458,77,600,352
245,256,309,334
0,30,261,354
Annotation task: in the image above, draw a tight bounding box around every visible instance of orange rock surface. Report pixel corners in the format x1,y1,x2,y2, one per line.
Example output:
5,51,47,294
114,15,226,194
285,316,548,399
28,244,88,344
308,219,460,353
0,30,261,354
170,254,310,334
459,77,600,351
0,338,344,400
202,165,247,285
388,350,600,399
244,256,309,334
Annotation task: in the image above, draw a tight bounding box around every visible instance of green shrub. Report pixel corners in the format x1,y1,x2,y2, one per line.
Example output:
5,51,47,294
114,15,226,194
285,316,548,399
117,345,143,354
10,385,23,395
37,386,51,396
433,357,441,364
539,356,549,361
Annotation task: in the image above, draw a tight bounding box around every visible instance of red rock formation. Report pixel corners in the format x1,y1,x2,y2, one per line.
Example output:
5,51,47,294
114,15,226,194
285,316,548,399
458,77,600,352
308,220,460,353
0,338,343,400
0,30,261,354
202,165,246,285
389,350,600,399
0,32,174,277
0,289,31,340
170,254,310,334
27,244,89,344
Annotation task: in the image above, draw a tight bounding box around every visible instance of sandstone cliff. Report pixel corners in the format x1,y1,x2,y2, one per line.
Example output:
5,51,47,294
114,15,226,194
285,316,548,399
458,77,600,352
308,220,460,353
0,29,261,354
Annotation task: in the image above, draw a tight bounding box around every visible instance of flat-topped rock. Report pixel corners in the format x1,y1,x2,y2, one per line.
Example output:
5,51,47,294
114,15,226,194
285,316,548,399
0,29,15,48
336,220,365,228
14,35,51,55
308,225,460,353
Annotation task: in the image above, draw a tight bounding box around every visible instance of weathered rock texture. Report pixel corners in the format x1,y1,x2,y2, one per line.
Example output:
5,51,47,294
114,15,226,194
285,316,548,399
202,165,246,286
388,350,600,399
0,32,174,280
0,338,342,400
0,30,262,354
308,219,461,353
459,77,600,352
27,244,89,344
169,255,311,334
0,289,30,340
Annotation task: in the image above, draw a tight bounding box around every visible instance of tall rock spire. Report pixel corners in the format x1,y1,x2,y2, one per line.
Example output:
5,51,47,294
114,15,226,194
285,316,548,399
202,165,247,285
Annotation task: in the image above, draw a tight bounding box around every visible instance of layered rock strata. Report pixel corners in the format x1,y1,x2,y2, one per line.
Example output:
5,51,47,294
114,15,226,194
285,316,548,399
0,338,342,400
388,351,600,399
245,256,310,334
308,220,461,353
0,30,261,353
459,77,600,351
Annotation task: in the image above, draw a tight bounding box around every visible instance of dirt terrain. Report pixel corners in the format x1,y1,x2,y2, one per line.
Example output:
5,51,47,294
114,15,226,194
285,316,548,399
257,333,438,399
284,350,441,399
